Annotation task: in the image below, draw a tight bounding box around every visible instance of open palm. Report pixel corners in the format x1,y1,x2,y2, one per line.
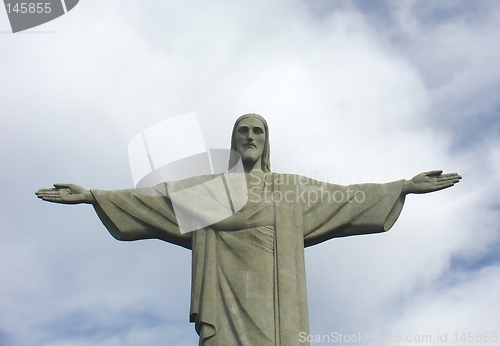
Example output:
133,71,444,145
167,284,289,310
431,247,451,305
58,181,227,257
35,183,93,204
405,170,461,194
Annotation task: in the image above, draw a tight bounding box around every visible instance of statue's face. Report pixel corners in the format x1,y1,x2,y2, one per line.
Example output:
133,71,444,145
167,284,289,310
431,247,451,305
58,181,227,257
234,117,266,165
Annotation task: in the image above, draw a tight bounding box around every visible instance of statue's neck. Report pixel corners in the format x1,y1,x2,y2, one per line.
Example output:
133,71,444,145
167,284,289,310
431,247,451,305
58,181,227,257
243,158,262,174
244,169,267,192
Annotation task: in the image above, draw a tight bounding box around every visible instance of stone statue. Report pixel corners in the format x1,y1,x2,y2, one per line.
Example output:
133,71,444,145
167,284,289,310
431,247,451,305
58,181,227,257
36,114,461,345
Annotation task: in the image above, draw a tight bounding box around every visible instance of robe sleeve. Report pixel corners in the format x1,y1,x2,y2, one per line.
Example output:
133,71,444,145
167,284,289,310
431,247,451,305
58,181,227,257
301,179,405,247
91,182,192,249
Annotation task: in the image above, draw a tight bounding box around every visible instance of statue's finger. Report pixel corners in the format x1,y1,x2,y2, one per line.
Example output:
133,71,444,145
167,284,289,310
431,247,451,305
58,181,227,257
38,195,57,200
35,191,59,197
437,180,459,188
424,170,443,176
38,190,61,196
54,183,71,189
441,173,462,180
42,196,62,202
438,173,459,178
435,182,455,190
436,176,459,183
37,194,56,199
36,188,58,193
437,173,462,180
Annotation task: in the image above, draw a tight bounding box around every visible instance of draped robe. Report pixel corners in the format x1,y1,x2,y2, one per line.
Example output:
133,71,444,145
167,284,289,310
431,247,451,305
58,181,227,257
91,173,405,345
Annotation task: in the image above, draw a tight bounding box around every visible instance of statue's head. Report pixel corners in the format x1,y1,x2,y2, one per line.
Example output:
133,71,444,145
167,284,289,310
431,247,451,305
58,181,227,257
229,113,271,173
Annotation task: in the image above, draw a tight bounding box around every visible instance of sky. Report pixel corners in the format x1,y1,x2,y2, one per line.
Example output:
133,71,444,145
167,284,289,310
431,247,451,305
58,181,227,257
1,0,499,345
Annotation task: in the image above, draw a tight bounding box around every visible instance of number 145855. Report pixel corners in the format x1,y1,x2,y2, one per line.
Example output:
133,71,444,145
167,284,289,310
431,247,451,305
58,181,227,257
5,3,52,14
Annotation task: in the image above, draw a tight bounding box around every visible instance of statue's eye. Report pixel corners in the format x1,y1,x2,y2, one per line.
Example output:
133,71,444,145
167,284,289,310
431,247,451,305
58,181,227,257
253,127,263,134
238,127,248,134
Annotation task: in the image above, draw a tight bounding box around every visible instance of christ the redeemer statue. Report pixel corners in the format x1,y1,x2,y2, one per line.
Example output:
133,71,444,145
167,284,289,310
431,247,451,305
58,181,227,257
36,114,461,346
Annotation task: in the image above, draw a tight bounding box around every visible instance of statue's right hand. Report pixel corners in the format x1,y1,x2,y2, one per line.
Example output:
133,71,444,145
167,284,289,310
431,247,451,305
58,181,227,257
35,183,94,204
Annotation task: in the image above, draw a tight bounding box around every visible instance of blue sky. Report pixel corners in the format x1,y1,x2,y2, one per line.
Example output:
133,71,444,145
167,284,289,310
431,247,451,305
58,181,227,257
1,0,499,345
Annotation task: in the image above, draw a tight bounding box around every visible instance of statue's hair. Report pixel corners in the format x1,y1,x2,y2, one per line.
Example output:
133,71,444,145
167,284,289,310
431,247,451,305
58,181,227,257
229,113,271,173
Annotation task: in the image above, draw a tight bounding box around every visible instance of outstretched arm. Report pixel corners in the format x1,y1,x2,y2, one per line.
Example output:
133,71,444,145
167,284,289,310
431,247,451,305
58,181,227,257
35,184,95,204
36,183,191,247
403,170,461,195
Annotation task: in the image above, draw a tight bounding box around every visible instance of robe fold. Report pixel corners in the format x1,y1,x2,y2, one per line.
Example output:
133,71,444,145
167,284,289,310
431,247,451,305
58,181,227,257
91,173,405,345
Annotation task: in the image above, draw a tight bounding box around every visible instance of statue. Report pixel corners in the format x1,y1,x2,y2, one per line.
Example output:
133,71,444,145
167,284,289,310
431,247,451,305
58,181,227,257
36,114,461,345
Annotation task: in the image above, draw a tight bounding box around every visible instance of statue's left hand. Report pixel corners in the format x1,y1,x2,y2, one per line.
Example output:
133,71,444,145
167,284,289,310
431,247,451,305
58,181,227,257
403,170,462,194
35,183,94,204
